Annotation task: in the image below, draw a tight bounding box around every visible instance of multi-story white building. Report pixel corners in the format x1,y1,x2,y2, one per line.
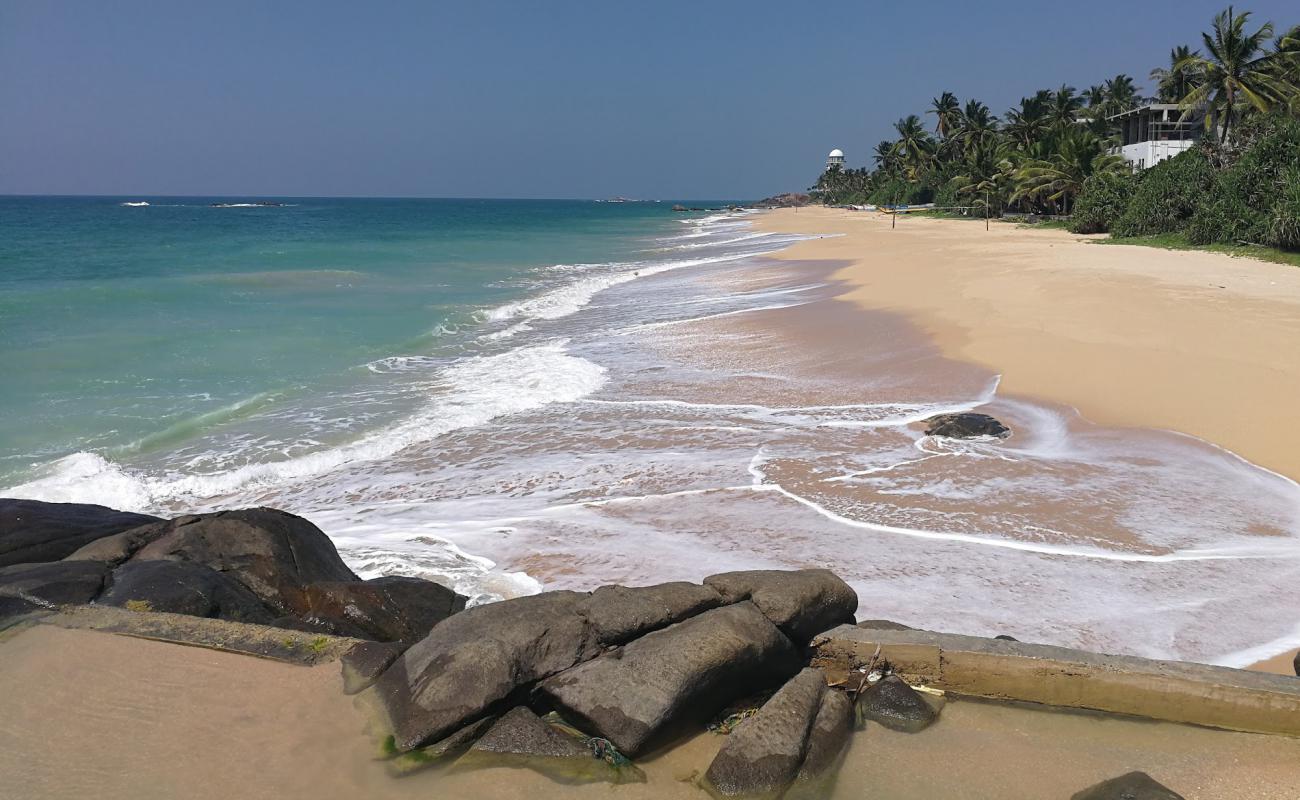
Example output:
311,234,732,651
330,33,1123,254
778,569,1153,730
826,148,845,170
1108,104,1203,170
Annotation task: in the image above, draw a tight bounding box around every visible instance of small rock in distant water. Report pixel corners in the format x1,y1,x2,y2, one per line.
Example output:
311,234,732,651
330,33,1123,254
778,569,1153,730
1070,771,1185,800
923,412,1010,439
857,619,914,631
995,634,1019,641
856,675,937,733
1294,651,1299,677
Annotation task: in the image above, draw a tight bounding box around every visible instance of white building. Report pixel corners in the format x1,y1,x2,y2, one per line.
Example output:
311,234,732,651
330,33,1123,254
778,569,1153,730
1108,104,1202,170
826,148,845,170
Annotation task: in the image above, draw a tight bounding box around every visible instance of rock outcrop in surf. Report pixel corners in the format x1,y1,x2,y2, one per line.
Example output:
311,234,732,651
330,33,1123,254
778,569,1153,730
0,502,465,642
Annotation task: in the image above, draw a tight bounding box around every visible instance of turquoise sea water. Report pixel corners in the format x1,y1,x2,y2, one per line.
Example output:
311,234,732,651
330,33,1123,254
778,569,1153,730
0,197,725,484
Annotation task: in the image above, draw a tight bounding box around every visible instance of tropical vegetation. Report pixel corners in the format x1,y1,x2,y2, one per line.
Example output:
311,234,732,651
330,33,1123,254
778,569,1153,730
810,6,1300,252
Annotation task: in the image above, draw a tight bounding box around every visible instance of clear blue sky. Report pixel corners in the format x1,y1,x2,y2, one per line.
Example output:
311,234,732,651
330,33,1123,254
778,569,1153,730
2,0,1295,199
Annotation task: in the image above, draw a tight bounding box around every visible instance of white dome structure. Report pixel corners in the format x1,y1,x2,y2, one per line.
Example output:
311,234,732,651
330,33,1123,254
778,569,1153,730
828,148,844,158
826,148,846,169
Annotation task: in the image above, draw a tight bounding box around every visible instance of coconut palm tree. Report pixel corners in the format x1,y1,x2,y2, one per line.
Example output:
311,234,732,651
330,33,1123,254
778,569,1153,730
1177,6,1290,143
1084,85,1108,109
1048,85,1083,130
1151,45,1205,102
890,115,934,180
1012,128,1129,214
1003,95,1051,150
951,139,1017,216
928,92,962,139
953,100,1000,157
1103,74,1140,116
872,140,899,175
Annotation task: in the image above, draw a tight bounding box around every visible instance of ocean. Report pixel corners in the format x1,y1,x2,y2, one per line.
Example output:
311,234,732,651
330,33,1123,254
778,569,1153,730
4,196,1300,665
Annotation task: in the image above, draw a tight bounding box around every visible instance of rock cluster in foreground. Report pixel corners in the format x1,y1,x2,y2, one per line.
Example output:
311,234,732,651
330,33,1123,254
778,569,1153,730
0,500,464,642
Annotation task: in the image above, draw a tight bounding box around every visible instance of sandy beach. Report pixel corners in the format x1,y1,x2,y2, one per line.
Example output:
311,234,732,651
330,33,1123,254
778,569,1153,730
3,624,1298,800
752,207,1300,672
754,207,1300,482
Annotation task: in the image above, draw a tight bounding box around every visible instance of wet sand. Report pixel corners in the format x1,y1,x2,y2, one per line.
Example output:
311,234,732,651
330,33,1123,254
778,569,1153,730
753,207,1300,484
2,625,1298,799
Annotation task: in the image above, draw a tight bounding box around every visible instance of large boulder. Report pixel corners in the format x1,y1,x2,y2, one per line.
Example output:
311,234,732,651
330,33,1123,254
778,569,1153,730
0,560,110,606
342,641,409,695
97,560,273,622
1071,772,1185,800
300,576,465,643
469,706,589,759
857,675,937,733
704,667,827,798
581,581,723,646
922,412,1010,439
70,508,357,616
371,590,601,751
703,569,857,642
538,601,802,757
790,692,852,790
457,706,643,784
0,499,161,567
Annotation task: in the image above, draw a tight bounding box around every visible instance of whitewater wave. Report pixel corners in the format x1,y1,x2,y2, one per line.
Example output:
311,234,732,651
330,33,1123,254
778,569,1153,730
9,341,608,510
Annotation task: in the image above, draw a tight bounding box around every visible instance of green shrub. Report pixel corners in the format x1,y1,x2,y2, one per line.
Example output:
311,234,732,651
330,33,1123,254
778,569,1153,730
1111,148,1216,238
1186,191,1259,245
1268,169,1300,251
1070,171,1137,234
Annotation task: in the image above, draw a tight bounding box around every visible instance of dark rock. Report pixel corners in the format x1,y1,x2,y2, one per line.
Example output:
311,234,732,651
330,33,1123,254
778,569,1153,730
856,619,914,631
794,688,854,784
98,560,274,623
671,204,688,212
538,601,801,757
0,499,161,567
0,560,110,606
385,715,496,776
704,667,826,798
342,640,409,695
0,595,43,627
82,508,358,615
65,523,173,567
995,634,1019,641
581,581,723,646
857,675,937,733
301,576,466,643
703,569,858,642
1294,651,1299,677
922,412,1010,439
458,707,643,784
1071,771,1185,800
471,706,589,759
371,590,600,751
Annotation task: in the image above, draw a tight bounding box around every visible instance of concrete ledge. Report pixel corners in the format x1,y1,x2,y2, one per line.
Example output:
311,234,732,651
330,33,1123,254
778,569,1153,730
40,605,362,666
811,625,1300,737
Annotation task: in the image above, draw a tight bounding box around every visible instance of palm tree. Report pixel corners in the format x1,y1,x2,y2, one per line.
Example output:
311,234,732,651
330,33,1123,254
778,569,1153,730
1048,84,1083,129
928,92,962,139
872,140,899,175
1177,6,1290,143
952,139,1017,216
953,100,1000,156
891,115,934,180
1003,95,1051,150
1103,74,1139,116
1151,45,1205,102
1084,85,1107,109
1012,128,1129,214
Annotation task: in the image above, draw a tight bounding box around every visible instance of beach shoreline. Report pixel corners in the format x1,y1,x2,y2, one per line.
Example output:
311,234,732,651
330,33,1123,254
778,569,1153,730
749,206,1300,672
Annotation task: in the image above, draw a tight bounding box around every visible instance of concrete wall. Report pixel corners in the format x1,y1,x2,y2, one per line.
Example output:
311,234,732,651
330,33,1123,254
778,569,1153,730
812,624,1300,737
1118,139,1196,170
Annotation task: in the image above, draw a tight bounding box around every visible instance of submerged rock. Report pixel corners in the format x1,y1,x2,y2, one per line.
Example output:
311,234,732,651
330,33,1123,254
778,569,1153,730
98,559,273,622
538,601,802,757
857,675,937,733
922,412,1010,439
704,668,826,798
1071,771,1185,800
457,707,644,784
342,641,410,695
703,569,858,643
856,619,914,631
384,715,496,776
0,499,161,567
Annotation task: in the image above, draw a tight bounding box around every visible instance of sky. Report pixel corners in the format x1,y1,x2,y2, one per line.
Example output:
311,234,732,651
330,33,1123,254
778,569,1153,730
2,0,1297,199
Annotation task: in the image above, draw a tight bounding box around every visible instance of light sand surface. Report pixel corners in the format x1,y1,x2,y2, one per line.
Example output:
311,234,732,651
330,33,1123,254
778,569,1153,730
3,625,1300,800
753,208,1300,483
